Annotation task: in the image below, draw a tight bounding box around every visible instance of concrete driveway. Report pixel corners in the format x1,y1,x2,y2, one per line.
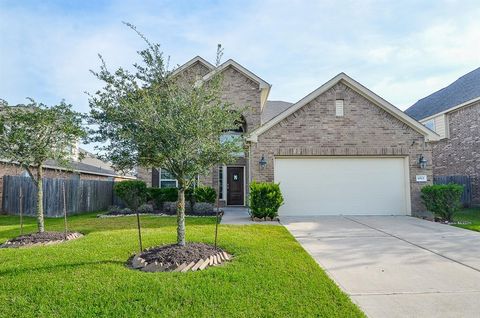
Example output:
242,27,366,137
282,216,480,318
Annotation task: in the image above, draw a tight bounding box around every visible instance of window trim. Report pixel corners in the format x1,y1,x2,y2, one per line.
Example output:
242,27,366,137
159,168,178,188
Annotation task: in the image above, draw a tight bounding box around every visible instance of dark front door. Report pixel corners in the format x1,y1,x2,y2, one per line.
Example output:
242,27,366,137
227,167,244,205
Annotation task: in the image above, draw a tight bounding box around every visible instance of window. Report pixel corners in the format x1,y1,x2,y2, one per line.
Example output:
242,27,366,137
335,99,344,117
424,119,435,132
218,166,224,200
220,132,244,157
160,169,178,188
158,169,199,188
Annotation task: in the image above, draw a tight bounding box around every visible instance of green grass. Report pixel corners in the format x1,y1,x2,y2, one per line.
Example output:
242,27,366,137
453,207,480,232
0,213,364,318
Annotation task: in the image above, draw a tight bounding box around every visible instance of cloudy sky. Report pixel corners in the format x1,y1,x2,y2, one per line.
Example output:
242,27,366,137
1,0,480,115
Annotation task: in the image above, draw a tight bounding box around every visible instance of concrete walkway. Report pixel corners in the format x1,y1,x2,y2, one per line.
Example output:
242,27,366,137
282,216,480,318
220,207,281,225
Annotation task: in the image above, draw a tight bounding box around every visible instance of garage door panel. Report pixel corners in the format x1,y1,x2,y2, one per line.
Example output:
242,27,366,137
274,157,408,216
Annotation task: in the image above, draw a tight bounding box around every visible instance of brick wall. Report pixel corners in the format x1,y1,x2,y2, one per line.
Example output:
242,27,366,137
138,63,263,198
220,65,262,131
0,162,110,213
432,101,480,205
250,82,433,215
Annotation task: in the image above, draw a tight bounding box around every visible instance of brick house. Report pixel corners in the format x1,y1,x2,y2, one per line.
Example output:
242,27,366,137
0,148,134,212
139,56,439,216
406,67,480,206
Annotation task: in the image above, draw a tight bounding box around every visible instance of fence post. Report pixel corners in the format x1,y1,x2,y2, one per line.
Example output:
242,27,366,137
19,186,24,235
63,181,68,239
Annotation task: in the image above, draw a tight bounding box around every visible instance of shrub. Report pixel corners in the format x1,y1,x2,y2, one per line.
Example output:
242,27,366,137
114,180,148,211
147,187,179,208
185,187,195,207
137,203,154,214
194,186,217,203
249,181,284,219
107,206,132,215
421,183,464,222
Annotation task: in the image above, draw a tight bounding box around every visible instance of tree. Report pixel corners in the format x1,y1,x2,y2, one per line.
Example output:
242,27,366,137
0,100,86,232
114,180,148,251
88,23,243,246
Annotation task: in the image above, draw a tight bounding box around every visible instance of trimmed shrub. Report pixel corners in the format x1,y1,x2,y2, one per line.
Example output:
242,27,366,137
421,183,464,222
148,187,178,208
186,187,195,208
138,203,154,214
249,181,284,219
194,186,217,203
114,180,148,211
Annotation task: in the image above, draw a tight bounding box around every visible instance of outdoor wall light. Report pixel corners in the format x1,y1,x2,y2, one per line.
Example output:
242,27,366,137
259,155,267,169
418,155,428,169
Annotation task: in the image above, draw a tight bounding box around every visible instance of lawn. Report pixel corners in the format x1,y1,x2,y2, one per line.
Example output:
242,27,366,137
0,213,364,318
453,207,480,232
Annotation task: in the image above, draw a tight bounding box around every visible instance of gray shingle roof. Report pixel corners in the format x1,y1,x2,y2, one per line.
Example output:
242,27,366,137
405,67,480,120
262,100,293,124
45,159,117,176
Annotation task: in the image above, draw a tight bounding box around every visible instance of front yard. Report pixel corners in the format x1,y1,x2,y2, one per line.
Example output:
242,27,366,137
0,213,364,318
453,207,480,232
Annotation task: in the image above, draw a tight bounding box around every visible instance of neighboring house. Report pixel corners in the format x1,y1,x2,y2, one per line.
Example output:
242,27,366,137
406,67,480,206
0,149,135,213
138,56,439,216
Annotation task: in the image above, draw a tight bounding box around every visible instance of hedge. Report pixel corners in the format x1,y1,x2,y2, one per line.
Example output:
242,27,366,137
421,183,464,222
114,180,148,211
249,181,284,219
147,186,217,208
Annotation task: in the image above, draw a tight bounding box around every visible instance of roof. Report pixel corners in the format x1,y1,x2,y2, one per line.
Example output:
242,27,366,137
0,158,134,179
44,159,122,177
261,100,293,124
405,67,480,120
248,73,440,142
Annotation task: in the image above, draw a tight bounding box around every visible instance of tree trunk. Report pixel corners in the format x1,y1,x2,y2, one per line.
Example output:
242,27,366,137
36,165,45,233
177,184,186,246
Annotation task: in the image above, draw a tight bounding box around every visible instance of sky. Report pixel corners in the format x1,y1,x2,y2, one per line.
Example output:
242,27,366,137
1,0,480,147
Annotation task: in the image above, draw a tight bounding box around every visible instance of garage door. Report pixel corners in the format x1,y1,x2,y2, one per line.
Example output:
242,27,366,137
274,157,409,216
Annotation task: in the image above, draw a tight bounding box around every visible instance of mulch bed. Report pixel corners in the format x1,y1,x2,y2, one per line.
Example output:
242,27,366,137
129,242,232,272
0,231,83,248
100,210,223,218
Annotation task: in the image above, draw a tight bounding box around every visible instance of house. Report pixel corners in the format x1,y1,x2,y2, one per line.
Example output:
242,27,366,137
405,67,480,206
0,146,135,213
138,56,439,216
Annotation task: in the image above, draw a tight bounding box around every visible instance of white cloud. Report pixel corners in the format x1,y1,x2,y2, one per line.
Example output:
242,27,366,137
1,0,480,116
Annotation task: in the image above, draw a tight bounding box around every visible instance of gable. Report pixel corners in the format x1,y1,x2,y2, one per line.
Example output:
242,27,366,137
171,56,214,82
257,82,425,147
248,73,439,142
202,59,271,109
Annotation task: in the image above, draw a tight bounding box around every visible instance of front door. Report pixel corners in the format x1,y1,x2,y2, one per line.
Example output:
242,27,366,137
227,167,244,205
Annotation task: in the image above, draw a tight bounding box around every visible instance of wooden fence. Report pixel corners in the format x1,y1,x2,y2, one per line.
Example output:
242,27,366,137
2,176,116,217
433,175,472,207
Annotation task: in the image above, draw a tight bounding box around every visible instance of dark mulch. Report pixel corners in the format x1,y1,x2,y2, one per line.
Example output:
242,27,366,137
104,210,222,217
1,231,82,248
139,242,224,267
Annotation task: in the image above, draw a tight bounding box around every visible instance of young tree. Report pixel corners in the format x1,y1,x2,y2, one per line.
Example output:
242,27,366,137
0,100,86,232
88,24,243,246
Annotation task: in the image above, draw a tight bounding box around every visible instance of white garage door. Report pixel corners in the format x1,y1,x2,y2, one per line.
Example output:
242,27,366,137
274,157,409,216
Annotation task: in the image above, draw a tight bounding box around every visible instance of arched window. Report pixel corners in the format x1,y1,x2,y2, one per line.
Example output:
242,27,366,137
220,116,246,157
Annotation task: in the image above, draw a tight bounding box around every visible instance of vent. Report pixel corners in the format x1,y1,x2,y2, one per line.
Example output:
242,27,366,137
335,99,344,117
